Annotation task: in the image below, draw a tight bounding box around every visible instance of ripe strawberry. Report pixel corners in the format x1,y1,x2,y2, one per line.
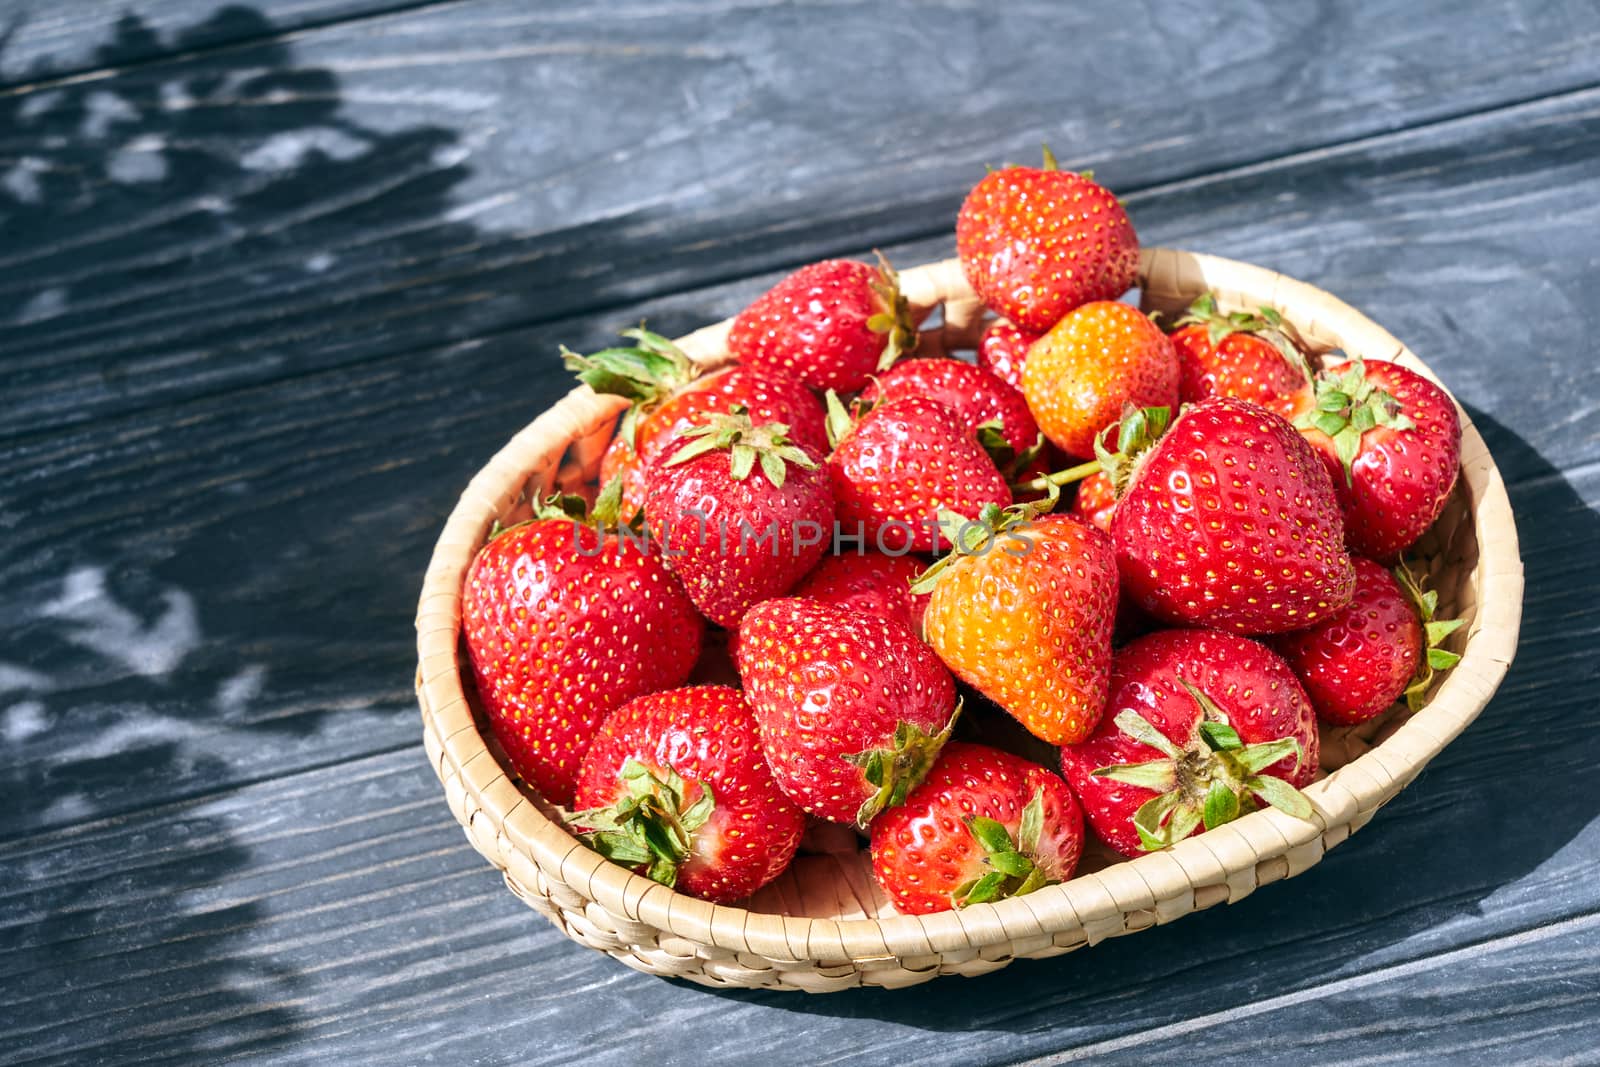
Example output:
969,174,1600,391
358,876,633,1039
461,494,705,805
1293,359,1462,561
599,436,649,520
917,508,1118,744
828,394,1012,553
1022,301,1180,459
976,318,1042,391
737,599,958,827
727,254,917,393
1058,629,1319,857
1072,470,1117,532
566,325,827,459
957,149,1140,332
1112,396,1356,634
791,552,931,635
1271,558,1463,725
860,357,1042,459
870,743,1084,914
644,413,832,628
1169,292,1312,419
572,685,806,903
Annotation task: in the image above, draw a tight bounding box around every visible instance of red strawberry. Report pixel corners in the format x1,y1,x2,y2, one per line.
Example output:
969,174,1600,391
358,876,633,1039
737,599,958,827
956,149,1140,333
599,436,649,520
862,357,1041,458
870,743,1084,915
572,685,806,903
1271,558,1463,725
828,395,1012,553
1058,629,1319,857
1293,359,1462,561
644,413,832,628
1169,292,1312,419
976,318,1042,391
918,509,1118,745
1072,470,1117,532
791,552,931,635
1111,396,1357,634
462,496,705,805
727,254,917,393
567,325,827,458
1022,301,1180,459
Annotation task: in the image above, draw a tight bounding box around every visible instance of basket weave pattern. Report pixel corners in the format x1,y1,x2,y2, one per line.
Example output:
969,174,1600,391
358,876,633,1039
415,249,1523,992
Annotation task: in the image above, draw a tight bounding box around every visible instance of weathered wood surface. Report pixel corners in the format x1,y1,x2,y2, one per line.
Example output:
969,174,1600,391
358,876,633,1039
6,1,1600,439
2,1,1598,1063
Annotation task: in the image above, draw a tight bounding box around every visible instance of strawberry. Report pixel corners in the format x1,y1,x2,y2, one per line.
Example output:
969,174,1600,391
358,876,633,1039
572,685,806,903
461,490,705,805
1111,396,1357,634
644,412,832,628
1271,558,1463,725
976,318,1042,391
727,253,917,393
869,743,1084,914
916,508,1118,745
737,599,959,827
1293,358,1462,561
1022,300,1180,459
790,552,931,635
860,356,1042,460
1169,292,1312,419
566,325,827,458
1071,470,1117,533
599,436,649,520
827,394,1012,553
956,148,1140,332
1058,629,1319,857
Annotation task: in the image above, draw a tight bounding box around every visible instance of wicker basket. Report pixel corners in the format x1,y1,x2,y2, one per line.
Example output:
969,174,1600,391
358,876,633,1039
414,248,1523,992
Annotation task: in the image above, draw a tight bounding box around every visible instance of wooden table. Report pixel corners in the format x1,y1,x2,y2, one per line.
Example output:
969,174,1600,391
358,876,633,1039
3,2,1596,1062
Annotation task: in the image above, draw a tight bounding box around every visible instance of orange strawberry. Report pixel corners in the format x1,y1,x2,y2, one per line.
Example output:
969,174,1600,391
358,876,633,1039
916,507,1118,745
1022,301,1179,459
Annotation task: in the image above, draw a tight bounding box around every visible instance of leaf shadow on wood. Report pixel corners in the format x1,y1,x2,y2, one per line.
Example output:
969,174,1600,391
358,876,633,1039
697,407,1599,1039
0,6,513,1060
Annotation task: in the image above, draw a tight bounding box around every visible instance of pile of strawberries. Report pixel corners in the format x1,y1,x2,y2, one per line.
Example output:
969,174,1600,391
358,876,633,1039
461,151,1466,914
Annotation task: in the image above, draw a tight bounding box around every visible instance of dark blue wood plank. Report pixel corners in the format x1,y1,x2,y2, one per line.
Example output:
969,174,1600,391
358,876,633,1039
6,0,1600,438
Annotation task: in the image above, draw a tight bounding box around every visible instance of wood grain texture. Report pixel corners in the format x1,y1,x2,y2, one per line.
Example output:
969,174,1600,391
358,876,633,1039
5,0,1600,438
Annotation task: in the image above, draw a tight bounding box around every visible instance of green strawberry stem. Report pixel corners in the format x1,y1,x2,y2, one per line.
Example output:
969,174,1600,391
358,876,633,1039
843,702,962,829
1007,404,1172,496
1008,458,1101,494
1394,559,1465,711
663,409,817,488
571,758,714,888
1090,680,1315,851
953,788,1060,908
561,325,698,446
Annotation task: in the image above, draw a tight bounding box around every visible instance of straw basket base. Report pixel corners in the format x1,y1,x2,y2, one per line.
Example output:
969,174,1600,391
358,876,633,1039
415,248,1523,993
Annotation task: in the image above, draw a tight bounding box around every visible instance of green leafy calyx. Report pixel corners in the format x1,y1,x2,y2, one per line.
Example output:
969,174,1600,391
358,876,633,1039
1090,680,1315,851
907,497,1059,595
662,409,818,488
1394,558,1465,711
571,758,714,888
1292,358,1416,485
843,703,962,829
865,250,918,372
561,325,697,447
953,788,1060,907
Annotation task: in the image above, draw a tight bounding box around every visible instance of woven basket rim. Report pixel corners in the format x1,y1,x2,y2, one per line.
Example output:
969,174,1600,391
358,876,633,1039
415,248,1524,961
